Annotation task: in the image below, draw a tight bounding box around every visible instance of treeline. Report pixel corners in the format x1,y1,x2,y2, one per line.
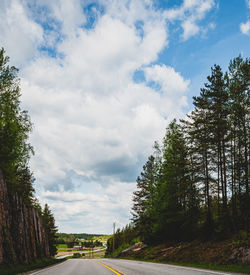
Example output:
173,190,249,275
56,233,103,244
0,48,57,257
106,224,138,255
107,55,249,253
56,232,104,248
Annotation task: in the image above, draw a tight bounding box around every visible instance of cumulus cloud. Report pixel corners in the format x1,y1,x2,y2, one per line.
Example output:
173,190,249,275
182,20,200,40
40,181,135,233
0,0,215,233
165,0,215,40
240,0,250,35
240,21,250,35
0,0,43,64
144,64,190,95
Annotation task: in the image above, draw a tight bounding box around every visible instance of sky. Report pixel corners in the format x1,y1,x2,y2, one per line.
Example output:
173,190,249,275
0,0,249,234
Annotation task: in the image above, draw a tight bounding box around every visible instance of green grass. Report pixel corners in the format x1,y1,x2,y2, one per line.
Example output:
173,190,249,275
91,235,111,242
56,244,68,249
0,257,66,275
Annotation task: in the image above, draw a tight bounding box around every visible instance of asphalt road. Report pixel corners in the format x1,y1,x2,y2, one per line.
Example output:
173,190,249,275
29,259,245,275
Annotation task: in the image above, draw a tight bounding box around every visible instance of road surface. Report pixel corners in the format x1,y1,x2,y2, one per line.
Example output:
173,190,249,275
29,258,245,275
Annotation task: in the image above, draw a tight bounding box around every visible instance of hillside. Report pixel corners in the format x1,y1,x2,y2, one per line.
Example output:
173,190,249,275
112,239,250,274
117,239,250,265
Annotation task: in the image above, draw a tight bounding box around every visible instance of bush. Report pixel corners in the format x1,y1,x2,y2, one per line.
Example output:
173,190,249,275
72,253,82,258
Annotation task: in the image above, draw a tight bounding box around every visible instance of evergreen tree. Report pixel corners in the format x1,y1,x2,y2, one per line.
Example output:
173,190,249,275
42,204,58,256
155,120,198,241
0,48,34,200
131,155,157,241
227,56,250,232
183,97,215,237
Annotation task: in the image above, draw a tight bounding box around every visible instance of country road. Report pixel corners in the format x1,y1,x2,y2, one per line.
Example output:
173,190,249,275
29,258,245,275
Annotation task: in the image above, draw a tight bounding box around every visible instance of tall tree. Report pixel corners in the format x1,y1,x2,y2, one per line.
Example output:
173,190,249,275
227,56,250,231
131,155,157,241
42,204,58,256
152,120,198,241
186,92,215,236
0,48,34,200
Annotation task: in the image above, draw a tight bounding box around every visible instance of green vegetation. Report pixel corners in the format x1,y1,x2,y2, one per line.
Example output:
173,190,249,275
56,244,68,249
56,233,104,243
0,258,65,275
42,204,58,256
106,55,250,268
0,47,34,203
106,225,138,255
56,232,107,249
72,253,82,258
92,235,111,242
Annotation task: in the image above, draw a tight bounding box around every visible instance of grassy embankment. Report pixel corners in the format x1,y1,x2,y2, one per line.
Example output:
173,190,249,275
0,258,66,275
107,239,250,274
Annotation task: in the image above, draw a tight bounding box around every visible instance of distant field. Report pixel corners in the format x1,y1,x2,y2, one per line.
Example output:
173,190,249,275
91,235,111,242
56,244,68,248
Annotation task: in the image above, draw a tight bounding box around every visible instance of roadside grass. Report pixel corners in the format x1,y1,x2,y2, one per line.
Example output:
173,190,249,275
56,244,68,249
0,258,66,275
115,256,250,274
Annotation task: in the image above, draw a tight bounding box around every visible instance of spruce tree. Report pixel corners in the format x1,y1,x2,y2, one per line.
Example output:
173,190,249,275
0,48,34,200
42,204,58,256
227,56,250,231
131,155,157,241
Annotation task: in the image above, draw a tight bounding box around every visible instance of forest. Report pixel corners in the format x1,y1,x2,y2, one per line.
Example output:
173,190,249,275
106,55,249,254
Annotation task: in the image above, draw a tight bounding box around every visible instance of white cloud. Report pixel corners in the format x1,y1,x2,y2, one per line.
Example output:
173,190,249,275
0,0,43,65
0,0,214,233
181,19,200,40
240,0,250,35
40,181,135,233
144,64,190,95
240,20,250,35
165,0,215,40
247,0,250,10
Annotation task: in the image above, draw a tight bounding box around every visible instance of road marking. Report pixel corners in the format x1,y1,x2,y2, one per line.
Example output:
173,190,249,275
93,260,126,275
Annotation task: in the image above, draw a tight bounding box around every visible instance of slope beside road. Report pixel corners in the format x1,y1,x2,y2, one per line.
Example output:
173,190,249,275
29,258,246,275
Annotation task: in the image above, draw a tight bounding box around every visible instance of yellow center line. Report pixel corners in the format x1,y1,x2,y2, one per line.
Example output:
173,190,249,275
93,260,126,275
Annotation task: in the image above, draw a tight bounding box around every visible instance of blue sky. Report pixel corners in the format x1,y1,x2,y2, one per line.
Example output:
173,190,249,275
0,0,249,234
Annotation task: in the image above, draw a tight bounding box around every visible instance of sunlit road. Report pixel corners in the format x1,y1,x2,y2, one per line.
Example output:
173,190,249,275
29,258,244,275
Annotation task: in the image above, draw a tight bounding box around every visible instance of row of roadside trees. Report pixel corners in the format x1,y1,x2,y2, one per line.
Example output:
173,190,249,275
107,55,249,253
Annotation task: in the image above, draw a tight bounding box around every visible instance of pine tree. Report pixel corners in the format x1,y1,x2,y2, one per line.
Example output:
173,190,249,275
42,204,58,256
0,48,34,200
227,56,250,231
185,92,215,236
131,155,157,241
151,120,197,241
